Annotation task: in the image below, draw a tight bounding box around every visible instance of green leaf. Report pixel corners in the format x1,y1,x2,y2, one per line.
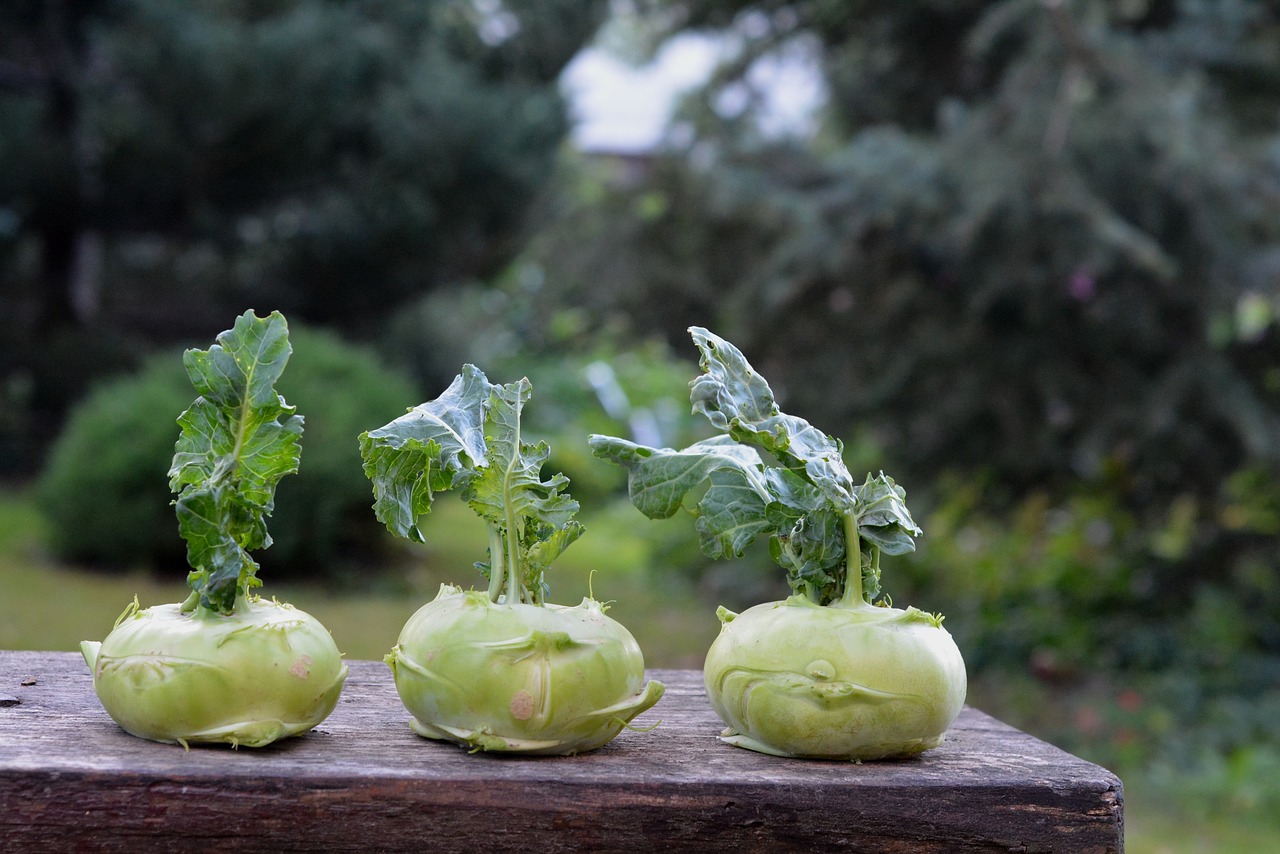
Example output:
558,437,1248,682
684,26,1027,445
168,311,303,614
588,433,780,560
688,327,856,511
854,473,922,556
465,379,580,534
766,500,846,598
695,467,774,560
173,485,257,609
860,524,918,556
587,434,767,519
359,364,492,542
593,328,923,606
688,327,776,431
360,368,583,603
855,473,918,528
525,520,584,594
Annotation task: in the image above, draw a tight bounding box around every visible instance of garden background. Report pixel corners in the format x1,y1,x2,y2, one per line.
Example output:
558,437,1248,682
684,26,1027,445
4,2,1280,850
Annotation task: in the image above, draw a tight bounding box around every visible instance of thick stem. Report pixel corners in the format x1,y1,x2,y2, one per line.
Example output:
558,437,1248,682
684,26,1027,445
500,398,526,604
837,512,865,609
505,521,522,604
180,588,249,617
486,525,505,602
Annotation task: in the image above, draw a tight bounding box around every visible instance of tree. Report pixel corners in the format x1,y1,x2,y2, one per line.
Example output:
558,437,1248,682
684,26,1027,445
0,0,607,471
535,0,1280,503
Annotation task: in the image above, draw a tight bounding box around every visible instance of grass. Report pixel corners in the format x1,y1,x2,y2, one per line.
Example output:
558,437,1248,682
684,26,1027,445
1124,803,1276,854
0,488,717,665
4,486,1278,851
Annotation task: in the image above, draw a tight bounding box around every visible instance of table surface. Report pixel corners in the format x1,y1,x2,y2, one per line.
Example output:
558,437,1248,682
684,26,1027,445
0,650,1124,852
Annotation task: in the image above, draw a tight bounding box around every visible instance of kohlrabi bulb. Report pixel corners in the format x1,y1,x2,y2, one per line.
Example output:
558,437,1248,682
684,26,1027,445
385,584,664,755
703,595,967,760
81,597,348,748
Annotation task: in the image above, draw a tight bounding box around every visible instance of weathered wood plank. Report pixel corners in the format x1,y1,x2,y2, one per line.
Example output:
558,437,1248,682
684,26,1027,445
0,650,1122,852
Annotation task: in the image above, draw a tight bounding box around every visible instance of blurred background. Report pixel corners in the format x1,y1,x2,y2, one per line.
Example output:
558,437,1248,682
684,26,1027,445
3,1,1279,850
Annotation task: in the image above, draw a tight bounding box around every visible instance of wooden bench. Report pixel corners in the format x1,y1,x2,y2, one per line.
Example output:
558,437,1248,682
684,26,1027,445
1,650,1123,852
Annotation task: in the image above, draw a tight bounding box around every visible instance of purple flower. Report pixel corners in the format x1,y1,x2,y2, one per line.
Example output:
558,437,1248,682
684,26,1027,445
1068,268,1096,302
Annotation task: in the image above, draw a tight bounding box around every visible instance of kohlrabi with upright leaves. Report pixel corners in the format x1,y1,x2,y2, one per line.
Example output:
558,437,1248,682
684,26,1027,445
590,327,966,760
80,311,347,748
360,366,664,755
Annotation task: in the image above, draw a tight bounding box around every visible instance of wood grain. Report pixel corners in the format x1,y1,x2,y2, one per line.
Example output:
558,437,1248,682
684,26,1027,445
0,650,1123,852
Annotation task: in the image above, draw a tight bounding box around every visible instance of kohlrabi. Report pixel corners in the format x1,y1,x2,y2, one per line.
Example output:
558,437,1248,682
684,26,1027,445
81,311,347,748
590,328,966,760
360,366,664,755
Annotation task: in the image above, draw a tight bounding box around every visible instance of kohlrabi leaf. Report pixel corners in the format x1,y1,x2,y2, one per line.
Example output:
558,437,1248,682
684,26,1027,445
525,521,584,578
694,467,774,560
465,379,579,533
766,500,846,599
592,327,923,608
687,327,776,431
688,327,856,511
359,364,491,542
587,434,776,560
168,310,303,615
464,377,583,600
361,368,583,605
854,473,922,557
586,434,767,519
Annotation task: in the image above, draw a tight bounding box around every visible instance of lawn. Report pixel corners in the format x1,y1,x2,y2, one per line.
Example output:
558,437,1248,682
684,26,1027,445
0,488,718,665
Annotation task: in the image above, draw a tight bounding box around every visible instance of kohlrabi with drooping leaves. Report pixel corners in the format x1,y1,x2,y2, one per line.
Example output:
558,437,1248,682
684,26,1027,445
360,366,664,755
590,327,966,760
80,310,347,748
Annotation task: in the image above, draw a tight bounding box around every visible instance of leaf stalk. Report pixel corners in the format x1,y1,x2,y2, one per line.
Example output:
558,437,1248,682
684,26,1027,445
486,524,505,603
838,511,866,609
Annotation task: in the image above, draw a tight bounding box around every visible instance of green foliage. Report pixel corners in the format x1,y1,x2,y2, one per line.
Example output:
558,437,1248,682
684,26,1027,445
169,311,303,613
361,365,584,604
1,0,608,323
890,472,1280,803
358,365,492,544
592,327,922,605
538,1,1280,505
0,0,608,476
901,472,1280,678
37,323,418,579
36,358,187,568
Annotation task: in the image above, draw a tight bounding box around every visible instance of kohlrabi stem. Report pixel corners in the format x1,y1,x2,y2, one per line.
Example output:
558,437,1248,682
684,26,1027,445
505,522,522,605
486,524,505,603
837,511,866,609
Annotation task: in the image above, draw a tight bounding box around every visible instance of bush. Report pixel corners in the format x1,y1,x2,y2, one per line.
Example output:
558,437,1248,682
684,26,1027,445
36,323,418,580
36,356,189,569
887,472,1280,793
